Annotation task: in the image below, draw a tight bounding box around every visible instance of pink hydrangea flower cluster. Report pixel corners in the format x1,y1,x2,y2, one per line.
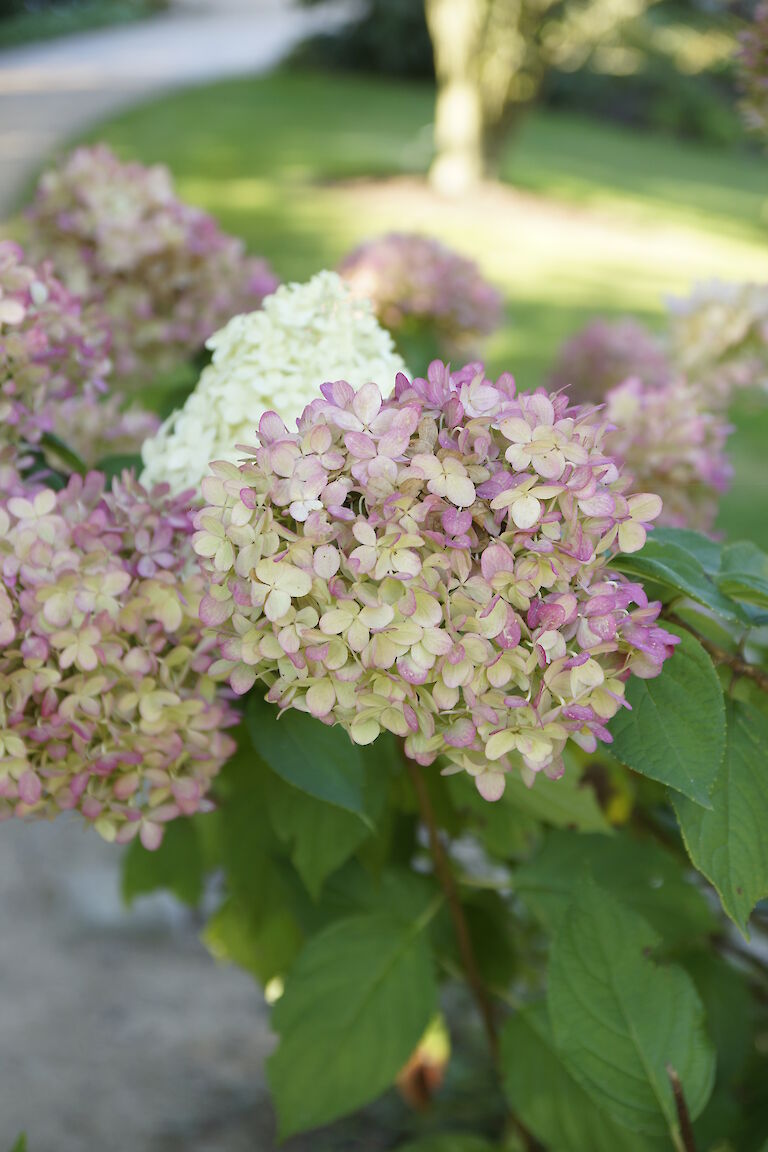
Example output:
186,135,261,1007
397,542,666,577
338,232,502,349
603,376,732,532
54,391,160,466
0,471,237,848
739,3,768,138
547,318,671,403
193,360,677,801
26,145,279,383
0,240,111,451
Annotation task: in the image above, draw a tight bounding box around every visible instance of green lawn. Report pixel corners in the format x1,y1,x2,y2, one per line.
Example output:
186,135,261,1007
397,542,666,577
43,69,768,545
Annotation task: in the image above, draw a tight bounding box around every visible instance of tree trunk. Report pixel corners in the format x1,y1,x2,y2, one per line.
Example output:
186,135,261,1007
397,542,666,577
426,0,484,196
482,98,528,178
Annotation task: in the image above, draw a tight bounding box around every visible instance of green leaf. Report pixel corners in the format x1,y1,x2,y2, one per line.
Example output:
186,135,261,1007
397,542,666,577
10,1137,27,1152
317,863,439,926
501,761,610,832
651,527,722,575
692,1084,744,1152
211,743,312,972
39,430,87,476
266,774,375,899
515,830,715,945
609,626,725,805
674,700,768,938
96,452,143,481
398,1137,496,1152
430,889,517,989
268,908,438,1138
248,694,372,818
203,896,302,985
611,538,744,622
213,743,289,900
682,951,753,1087
548,880,715,1140
717,542,768,610
502,1003,658,1151
447,756,608,856
121,817,206,907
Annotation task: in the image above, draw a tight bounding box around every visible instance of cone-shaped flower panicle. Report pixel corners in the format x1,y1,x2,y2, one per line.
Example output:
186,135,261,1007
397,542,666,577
0,471,237,848
339,232,502,348
603,375,732,532
140,271,406,495
547,318,671,404
0,240,111,452
194,359,677,801
26,145,279,383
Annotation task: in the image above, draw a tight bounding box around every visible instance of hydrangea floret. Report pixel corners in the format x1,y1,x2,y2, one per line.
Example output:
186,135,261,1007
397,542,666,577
26,145,279,382
193,359,677,802
0,471,237,848
603,375,732,532
667,280,768,405
140,271,407,494
338,232,502,348
0,240,110,452
547,317,671,403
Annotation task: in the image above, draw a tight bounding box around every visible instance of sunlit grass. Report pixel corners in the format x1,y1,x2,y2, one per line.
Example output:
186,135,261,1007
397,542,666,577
55,68,768,544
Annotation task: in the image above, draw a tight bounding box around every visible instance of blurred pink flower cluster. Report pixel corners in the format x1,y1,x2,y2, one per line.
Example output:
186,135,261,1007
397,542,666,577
26,145,279,382
0,240,158,466
547,318,671,404
547,314,734,530
338,232,502,349
54,392,160,467
604,377,732,531
0,240,110,451
739,3,768,137
0,471,237,848
193,360,676,801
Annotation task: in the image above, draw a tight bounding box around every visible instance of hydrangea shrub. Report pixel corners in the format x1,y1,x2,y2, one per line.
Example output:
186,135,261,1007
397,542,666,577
0,472,237,848
5,258,768,1152
0,240,111,452
26,145,279,383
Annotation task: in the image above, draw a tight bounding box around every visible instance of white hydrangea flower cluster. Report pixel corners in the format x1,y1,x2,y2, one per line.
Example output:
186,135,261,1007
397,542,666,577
668,280,768,404
141,272,406,494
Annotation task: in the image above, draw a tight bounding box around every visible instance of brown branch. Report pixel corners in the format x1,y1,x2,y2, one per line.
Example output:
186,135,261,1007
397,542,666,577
401,748,541,1152
667,1065,697,1152
403,751,499,1060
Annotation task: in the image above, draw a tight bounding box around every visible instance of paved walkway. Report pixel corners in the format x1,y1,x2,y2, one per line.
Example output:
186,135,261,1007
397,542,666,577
0,0,351,216
0,4,352,1149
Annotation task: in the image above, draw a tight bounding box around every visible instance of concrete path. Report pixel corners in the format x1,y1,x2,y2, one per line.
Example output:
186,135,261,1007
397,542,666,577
0,0,351,216
0,4,354,1150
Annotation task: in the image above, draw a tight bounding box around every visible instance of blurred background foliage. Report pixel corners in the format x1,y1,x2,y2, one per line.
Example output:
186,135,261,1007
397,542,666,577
0,0,167,48
296,0,750,147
